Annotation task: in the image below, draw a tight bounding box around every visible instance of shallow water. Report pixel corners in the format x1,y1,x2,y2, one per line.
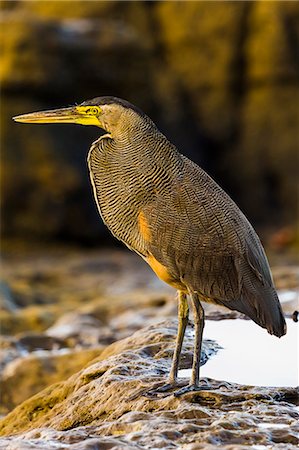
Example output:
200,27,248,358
278,289,299,304
180,318,298,387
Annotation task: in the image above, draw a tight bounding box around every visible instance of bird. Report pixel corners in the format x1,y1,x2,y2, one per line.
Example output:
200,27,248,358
13,96,286,396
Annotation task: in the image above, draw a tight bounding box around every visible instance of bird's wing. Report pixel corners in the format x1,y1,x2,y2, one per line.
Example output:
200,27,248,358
242,228,273,287
144,167,286,336
142,155,274,302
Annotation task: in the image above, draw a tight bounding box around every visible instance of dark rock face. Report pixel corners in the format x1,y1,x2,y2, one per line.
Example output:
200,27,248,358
1,1,299,242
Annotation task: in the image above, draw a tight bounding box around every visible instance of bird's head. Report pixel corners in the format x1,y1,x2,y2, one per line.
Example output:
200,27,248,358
13,97,148,136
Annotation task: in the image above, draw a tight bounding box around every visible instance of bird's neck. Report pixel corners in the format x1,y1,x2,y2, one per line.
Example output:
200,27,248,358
109,120,180,167
108,114,156,143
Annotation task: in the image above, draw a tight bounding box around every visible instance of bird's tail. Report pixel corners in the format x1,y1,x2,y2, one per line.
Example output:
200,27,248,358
220,284,287,338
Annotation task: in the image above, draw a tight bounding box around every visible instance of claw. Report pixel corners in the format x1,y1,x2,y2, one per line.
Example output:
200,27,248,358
143,380,187,398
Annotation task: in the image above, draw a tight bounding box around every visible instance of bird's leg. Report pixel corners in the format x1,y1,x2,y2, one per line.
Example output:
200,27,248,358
173,292,208,397
190,293,204,386
168,291,189,383
143,290,189,397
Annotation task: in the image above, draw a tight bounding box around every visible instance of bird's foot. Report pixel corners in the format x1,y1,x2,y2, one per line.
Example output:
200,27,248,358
173,378,212,397
140,378,230,400
143,379,187,398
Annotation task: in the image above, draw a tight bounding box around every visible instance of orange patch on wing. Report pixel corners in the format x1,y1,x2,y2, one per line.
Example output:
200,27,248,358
147,254,186,291
138,211,152,242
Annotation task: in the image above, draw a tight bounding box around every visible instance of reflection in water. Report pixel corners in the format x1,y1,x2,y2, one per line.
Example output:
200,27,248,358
179,318,298,387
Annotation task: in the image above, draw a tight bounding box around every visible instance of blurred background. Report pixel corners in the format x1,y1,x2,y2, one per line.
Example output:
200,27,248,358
1,0,298,250
1,1,299,419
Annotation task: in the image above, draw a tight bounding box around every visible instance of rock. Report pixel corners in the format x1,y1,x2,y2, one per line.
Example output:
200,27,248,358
17,333,66,352
0,281,18,312
1,248,298,447
0,332,67,380
0,305,58,336
0,319,297,449
0,346,103,414
1,248,172,335
0,320,215,434
45,312,109,346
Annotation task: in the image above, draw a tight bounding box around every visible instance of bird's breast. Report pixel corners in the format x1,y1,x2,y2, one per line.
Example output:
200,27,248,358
145,253,187,291
88,138,160,256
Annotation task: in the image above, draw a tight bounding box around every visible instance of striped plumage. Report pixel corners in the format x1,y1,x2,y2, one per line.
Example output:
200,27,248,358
88,97,286,339
13,96,286,395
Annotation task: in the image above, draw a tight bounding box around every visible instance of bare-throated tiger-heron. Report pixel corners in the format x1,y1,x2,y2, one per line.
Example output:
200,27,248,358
14,97,286,396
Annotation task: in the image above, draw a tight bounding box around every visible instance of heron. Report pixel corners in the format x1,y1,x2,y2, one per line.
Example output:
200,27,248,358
13,97,286,396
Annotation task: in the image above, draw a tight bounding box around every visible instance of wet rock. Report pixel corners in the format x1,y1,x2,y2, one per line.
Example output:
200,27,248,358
17,333,66,352
0,346,103,414
0,304,58,336
0,320,216,434
0,248,173,335
0,332,67,378
0,336,21,372
0,281,18,312
45,312,110,346
0,319,297,449
1,248,298,447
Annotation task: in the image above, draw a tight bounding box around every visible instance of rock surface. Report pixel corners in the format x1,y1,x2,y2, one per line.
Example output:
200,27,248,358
0,346,104,414
0,320,298,449
1,247,298,448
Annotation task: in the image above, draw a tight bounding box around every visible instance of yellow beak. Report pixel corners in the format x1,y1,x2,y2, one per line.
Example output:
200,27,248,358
13,106,103,127
13,107,83,124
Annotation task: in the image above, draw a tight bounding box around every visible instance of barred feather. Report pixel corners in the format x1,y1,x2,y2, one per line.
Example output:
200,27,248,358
88,101,286,338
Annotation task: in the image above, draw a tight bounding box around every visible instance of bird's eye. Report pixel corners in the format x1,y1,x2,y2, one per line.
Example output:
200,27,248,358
87,107,99,115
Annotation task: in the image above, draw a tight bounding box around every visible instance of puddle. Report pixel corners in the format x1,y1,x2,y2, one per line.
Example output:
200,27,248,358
251,447,269,450
258,423,289,429
179,318,298,387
